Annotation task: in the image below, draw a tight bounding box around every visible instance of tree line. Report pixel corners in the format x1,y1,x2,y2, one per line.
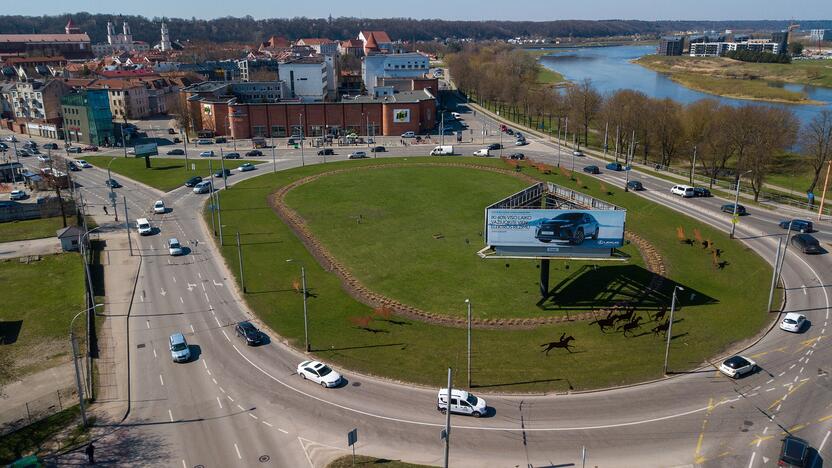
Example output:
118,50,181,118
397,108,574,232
448,44,832,201
724,50,790,64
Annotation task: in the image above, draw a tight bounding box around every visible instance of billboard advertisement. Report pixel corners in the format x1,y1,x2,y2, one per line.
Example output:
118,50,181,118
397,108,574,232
486,209,625,257
134,143,158,157
393,109,411,123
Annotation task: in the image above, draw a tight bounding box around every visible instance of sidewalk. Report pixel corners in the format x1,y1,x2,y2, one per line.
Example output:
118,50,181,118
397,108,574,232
0,237,62,260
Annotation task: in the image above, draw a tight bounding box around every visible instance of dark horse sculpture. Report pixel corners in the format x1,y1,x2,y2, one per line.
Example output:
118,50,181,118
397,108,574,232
540,333,576,355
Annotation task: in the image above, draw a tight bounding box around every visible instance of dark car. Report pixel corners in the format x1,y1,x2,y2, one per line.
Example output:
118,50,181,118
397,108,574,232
779,436,811,467
505,129,515,135
627,180,644,191
487,143,501,151
791,233,823,254
185,176,203,187
105,178,121,188
67,161,81,171
43,143,59,150
246,150,263,156
235,321,263,346
535,212,600,245
720,203,746,215
215,137,227,144
214,168,231,178
82,145,98,152
66,146,82,154
371,146,386,153
509,153,525,160
605,162,623,171
166,149,185,155
317,148,335,156
693,187,711,197
779,219,813,233
223,152,241,159
168,128,177,135
582,165,600,175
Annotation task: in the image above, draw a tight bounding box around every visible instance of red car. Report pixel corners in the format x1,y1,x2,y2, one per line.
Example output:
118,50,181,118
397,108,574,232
82,146,99,152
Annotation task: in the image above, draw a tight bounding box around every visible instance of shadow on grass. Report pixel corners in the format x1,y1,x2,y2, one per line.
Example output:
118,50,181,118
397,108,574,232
472,378,564,389
318,342,405,353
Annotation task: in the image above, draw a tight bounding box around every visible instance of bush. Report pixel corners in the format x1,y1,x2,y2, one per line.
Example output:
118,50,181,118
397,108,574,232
725,50,790,64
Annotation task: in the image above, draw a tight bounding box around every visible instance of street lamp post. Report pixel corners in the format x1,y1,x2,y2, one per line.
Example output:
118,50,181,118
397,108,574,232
663,286,683,375
106,157,119,221
286,259,310,352
298,113,305,167
730,170,753,239
465,299,472,388
556,118,562,168
69,304,102,427
767,237,783,312
236,231,246,293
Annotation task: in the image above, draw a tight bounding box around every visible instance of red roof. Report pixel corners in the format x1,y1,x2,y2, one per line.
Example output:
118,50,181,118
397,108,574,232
341,39,362,48
361,31,391,43
4,56,66,65
98,69,157,78
0,34,90,43
297,38,333,46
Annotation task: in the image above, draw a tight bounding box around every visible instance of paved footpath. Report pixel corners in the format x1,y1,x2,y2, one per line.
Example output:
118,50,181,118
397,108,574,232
0,237,62,260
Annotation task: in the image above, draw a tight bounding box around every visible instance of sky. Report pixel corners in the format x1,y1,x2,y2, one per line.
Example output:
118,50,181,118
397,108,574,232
7,0,832,21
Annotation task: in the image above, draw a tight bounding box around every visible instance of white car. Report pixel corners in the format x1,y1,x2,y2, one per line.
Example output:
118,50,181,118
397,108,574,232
4,135,17,142
76,160,92,168
136,218,152,236
779,312,806,333
572,150,584,157
37,155,50,163
670,184,695,198
153,200,166,214
9,190,27,200
473,148,490,157
718,355,756,378
239,163,255,172
168,238,183,256
199,150,215,157
401,131,416,138
193,181,212,194
348,151,368,159
437,388,487,418
297,360,342,388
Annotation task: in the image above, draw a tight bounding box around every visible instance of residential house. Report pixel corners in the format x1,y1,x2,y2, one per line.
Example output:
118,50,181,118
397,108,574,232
295,39,338,56
88,79,150,119
358,31,393,55
10,79,71,138
339,39,363,57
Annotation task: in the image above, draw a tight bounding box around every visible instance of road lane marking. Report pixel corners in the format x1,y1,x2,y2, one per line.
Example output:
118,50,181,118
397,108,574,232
763,427,768,435
278,428,289,434
187,283,196,291
234,443,242,459
198,272,202,279
766,388,775,392
214,280,223,287
249,413,258,420
237,404,245,411
227,395,234,402
766,378,774,384
778,371,786,377
146,320,150,329
168,409,174,422
262,421,273,427
160,288,166,297
190,324,195,333
202,282,206,292
159,374,164,386
153,348,157,358
219,386,226,393
205,292,210,303
217,396,223,409
789,364,796,370
215,316,222,327
182,460,186,468
172,276,176,283
799,367,804,374
819,414,832,422
180,297,184,304
222,330,230,341
747,451,756,468
203,360,208,369
820,431,831,452
211,377,217,383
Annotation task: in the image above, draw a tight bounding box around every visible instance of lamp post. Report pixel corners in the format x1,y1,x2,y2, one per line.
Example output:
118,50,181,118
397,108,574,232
286,259,310,352
730,170,753,239
663,286,683,375
69,304,102,427
298,113,305,167
465,299,472,388
106,157,119,221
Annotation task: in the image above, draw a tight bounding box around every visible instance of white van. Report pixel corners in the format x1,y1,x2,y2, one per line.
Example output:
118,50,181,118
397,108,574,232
136,218,152,235
437,388,487,418
169,333,191,362
430,145,454,156
670,184,695,198
473,148,490,157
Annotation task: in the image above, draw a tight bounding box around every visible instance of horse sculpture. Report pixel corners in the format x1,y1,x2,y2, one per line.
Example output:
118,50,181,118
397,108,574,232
617,316,643,336
540,333,576,355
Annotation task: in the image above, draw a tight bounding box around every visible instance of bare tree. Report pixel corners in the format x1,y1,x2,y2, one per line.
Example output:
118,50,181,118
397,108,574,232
650,98,684,167
801,110,832,194
566,79,602,147
747,106,799,201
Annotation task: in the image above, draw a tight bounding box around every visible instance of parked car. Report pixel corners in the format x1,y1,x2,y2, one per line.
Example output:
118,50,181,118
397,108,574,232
36,155,50,163
627,180,644,191
779,219,813,233
692,187,711,197
348,151,368,159
215,137,227,144
370,146,386,153
82,145,98,152
779,312,807,333
509,153,525,160
199,151,215,157
0,142,7,149
582,165,600,174
791,233,822,254
670,185,695,197
67,161,80,171
167,238,183,256
192,181,212,194
535,212,599,245
605,162,624,171
42,143,58,150
105,178,121,188
514,132,523,139
572,150,584,157
246,150,263,156
718,355,756,378
223,152,240,159
184,176,202,187
514,139,528,146
4,135,18,142
168,128,177,135
297,360,342,388
76,160,92,168
168,332,190,362
239,163,255,172
401,131,416,138
437,388,487,418
720,203,746,215
66,146,82,153
166,149,185,155
505,128,515,135
196,138,213,145
214,168,231,178
153,200,166,214
779,436,811,467
9,190,27,200
235,321,264,346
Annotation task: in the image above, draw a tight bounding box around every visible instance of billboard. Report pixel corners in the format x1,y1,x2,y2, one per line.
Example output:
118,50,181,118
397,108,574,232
393,109,411,123
486,209,625,257
134,143,158,157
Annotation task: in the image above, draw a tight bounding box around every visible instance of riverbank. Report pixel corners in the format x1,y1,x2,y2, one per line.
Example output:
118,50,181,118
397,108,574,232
634,55,829,105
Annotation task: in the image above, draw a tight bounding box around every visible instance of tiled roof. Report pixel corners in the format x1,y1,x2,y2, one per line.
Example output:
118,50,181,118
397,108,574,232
297,38,334,46
4,56,66,65
0,34,90,43
361,31,391,43
341,39,362,48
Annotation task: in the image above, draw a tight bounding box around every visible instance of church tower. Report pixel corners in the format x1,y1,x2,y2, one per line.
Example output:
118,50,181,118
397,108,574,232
160,22,172,52
107,21,115,44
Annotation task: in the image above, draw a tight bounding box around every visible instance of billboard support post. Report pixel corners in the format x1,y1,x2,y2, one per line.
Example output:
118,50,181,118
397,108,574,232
539,259,550,299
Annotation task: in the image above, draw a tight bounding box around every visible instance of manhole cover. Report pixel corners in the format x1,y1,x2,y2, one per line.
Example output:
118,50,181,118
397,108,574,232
259,455,270,463
136,343,145,349
352,382,361,387
194,465,205,468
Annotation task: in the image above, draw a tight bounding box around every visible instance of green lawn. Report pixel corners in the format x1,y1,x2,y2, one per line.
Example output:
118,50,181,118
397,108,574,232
0,216,77,243
328,455,433,468
208,157,773,391
537,67,565,84
82,156,261,192
0,253,86,379
0,406,89,465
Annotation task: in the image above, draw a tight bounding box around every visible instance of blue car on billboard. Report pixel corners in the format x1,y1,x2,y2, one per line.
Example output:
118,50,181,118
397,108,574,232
534,212,600,245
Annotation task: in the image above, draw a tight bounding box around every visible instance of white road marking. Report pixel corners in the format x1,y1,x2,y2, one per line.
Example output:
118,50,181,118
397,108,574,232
748,451,756,468
799,367,804,374
198,272,202,279
766,388,776,392
203,360,208,369
160,288,166,297
219,386,226,393
227,395,234,402
249,413,258,420
211,377,217,384
213,280,223,287
237,404,245,411
215,316,222,327
776,404,782,411
820,431,831,452
800,378,809,382
168,259,172,265
262,421,273,427
145,320,150,329
180,297,184,304
766,378,775,384
172,276,177,283
752,386,761,391
789,364,796,370
187,283,196,291
234,443,242,459
222,330,230,341
823,328,827,334
153,348,157,358
168,409,174,422
805,358,811,365
779,371,786,377
278,428,289,434
763,427,768,435
794,375,799,383
204,292,210,303
139,294,144,302
799,357,805,363
182,460,187,468
159,374,164,386
207,369,212,376
190,324,195,333
802,285,807,295
202,282,206,292
217,396,223,409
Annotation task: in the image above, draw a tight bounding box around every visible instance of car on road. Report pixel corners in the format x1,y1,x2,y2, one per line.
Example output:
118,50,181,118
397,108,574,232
791,233,822,254
246,150,263,157
514,139,527,146
37,155,50,163
166,149,185,155
105,178,121,188
215,137,227,144
42,143,58,150
370,146,386,153
582,165,600,174
153,200,166,214
297,360,342,388
168,128,177,135
720,203,746,215
192,181,212,194
76,160,92,168
199,150,215,157
718,355,756,378
169,332,190,362
136,218,153,236
317,148,335,156
487,143,501,150
66,146,82,154
692,187,711,197
473,148,490,157
196,138,213,145
535,212,599,245
505,128,514,135
0,142,7,150
509,153,525,160
779,312,807,333
214,168,231,178
168,238,183,256
605,162,624,171
670,185,694,197
235,321,264,346
67,161,80,171
779,436,811,467
82,145,98,152
437,388,487,418
4,135,17,142
348,151,368,159
9,190,27,200
239,163,255,172
627,180,644,191
572,150,584,157
779,219,813,233
401,131,416,138
223,152,240,159
184,176,202,187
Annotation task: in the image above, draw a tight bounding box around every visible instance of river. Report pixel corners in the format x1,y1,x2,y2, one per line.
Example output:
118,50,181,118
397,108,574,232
537,44,832,126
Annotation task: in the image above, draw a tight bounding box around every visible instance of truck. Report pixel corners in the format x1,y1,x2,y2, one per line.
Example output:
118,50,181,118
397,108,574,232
429,145,455,156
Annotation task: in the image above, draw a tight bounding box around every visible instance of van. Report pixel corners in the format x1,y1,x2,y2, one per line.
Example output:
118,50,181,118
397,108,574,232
136,218,152,235
473,148,490,157
197,138,214,145
437,388,487,417
430,145,454,156
671,185,695,198
169,333,191,362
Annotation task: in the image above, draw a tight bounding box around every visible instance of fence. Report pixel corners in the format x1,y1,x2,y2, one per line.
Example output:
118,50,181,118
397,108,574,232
0,387,77,436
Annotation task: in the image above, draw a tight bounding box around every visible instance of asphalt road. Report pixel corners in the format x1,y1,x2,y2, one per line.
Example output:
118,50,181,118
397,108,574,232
4,101,832,467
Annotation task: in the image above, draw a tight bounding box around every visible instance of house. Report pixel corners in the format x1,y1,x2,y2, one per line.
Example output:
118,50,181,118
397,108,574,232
87,79,150,119
295,39,338,56
361,52,430,95
10,79,71,138
278,56,329,102
56,225,84,252
358,31,393,55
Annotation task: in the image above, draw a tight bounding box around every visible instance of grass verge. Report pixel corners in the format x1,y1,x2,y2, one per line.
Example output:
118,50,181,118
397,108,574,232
81,156,261,192
328,455,433,468
0,406,90,465
0,216,78,243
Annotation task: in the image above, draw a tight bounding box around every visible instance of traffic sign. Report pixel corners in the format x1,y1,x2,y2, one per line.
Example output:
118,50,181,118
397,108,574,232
731,215,739,224
191,163,196,171
347,428,358,446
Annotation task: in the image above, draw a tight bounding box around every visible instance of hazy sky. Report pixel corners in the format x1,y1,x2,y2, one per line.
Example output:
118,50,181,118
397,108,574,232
8,0,832,21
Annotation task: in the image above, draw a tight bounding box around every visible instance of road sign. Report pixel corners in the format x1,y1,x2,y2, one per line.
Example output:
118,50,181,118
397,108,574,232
347,428,357,447
732,215,739,224
191,163,196,171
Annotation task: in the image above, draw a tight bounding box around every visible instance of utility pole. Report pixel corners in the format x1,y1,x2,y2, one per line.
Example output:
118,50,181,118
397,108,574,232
465,299,472,388
181,127,189,170
299,113,306,167
767,238,782,312
776,220,794,284
236,231,246,293
689,146,697,186
443,368,453,468
71,333,87,426
556,119,562,168
272,144,277,172
730,170,752,239
602,122,608,159
663,286,683,375
219,149,228,190
215,188,223,246
624,134,634,192
300,264,308,351
123,196,133,256
817,160,832,221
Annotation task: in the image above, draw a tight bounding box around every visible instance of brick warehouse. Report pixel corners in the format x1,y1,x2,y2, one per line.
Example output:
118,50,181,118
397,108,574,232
187,89,436,138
